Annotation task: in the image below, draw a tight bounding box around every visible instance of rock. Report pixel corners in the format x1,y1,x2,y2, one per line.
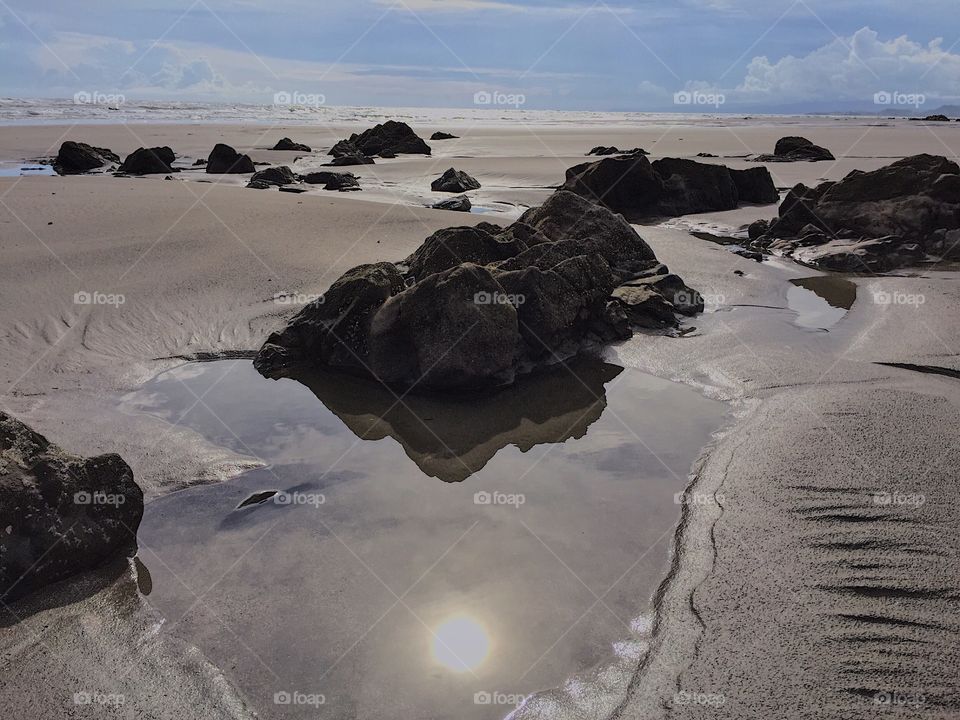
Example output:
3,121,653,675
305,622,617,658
335,121,431,157
192,158,207,166
118,147,177,174
912,114,951,122
697,152,717,158
53,141,119,174
246,179,273,189
255,190,700,393
432,195,472,212
729,167,780,204
562,155,777,219
272,137,311,151
279,186,308,194
206,143,255,174
302,171,361,191
748,219,770,240
431,132,458,140
0,412,143,602
250,165,297,186
754,154,960,270
611,285,679,328
587,146,648,156
325,154,375,167
406,226,522,279
516,189,658,280
378,150,397,159
754,136,835,162
431,168,481,193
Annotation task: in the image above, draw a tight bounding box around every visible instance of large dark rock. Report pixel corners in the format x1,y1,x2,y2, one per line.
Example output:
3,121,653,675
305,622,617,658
431,168,481,193
754,136,835,162
206,143,255,174
303,171,360,191
562,155,777,218
250,165,297,186
118,146,176,174
0,412,143,602
255,190,699,393
53,141,119,175
272,137,311,151
752,154,960,271
325,154,375,167
336,121,431,157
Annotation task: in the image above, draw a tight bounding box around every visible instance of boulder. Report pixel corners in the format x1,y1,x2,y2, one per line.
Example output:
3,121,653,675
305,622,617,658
729,167,780,204
272,137,311,151
432,196,472,212
652,157,739,215
246,179,273,189
118,146,177,174
250,165,297,186
754,136,835,162
431,168,481,193
431,132,458,140
206,143,255,174
562,155,665,217
406,226,523,279
53,141,119,174
303,171,361,191
336,121,431,157
0,412,143,602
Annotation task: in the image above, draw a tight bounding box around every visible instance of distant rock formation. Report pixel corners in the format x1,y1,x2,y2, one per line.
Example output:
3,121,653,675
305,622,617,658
206,143,255,174
749,154,960,271
431,132,459,140
753,136,835,162
431,168,481,193
255,190,700,393
53,141,119,175
587,146,648,156
0,412,143,602
332,121,431,158
272,137,311,151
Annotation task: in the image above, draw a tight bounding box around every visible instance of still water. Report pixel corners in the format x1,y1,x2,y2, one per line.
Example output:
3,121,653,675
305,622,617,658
125,358,726,719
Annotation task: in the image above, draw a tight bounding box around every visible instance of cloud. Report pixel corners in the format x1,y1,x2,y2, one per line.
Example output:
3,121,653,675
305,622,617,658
373,0,632,15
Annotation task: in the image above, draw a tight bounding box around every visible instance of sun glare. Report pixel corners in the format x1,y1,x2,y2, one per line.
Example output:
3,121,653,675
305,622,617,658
431,615,491,672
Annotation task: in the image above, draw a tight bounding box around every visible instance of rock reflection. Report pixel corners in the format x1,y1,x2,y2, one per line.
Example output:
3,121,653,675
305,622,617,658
285,358,623,483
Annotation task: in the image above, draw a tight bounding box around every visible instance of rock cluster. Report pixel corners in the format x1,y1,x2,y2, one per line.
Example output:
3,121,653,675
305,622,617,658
562,155,779,219
53,141,120,174
0,412,143,602
303,171,361,191
255,190,700,392
753,136,835,162
587,146,648,156
331,121,431,160
747,154,960,271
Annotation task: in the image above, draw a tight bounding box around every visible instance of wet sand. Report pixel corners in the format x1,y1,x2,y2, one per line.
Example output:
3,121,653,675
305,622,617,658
1,118,959,718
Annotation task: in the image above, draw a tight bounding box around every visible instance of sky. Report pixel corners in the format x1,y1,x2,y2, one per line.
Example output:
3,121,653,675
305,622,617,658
1,0,959,112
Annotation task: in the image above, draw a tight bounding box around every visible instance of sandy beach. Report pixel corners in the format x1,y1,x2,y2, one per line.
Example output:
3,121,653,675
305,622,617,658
2,116,959,719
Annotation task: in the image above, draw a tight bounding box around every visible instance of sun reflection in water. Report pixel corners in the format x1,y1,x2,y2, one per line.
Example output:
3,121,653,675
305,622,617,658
431,615,490,672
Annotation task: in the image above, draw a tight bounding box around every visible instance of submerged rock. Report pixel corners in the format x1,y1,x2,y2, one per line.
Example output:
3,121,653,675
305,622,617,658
0,412,143,602
562,155,777,219
206,143,255,174
53,141,119,174
334,121,431,157
255,189,698,392
272,137,311,151
752,154,960,271
431,168,481,193
119,146,177,174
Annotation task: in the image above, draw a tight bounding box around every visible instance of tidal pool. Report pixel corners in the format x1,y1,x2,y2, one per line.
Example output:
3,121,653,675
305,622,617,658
125,358,726,719
788,275,857,330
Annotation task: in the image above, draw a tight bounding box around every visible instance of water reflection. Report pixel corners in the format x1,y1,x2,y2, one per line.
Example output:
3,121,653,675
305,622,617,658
788,275,857,330
284,359,623,483
432,615,491,672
